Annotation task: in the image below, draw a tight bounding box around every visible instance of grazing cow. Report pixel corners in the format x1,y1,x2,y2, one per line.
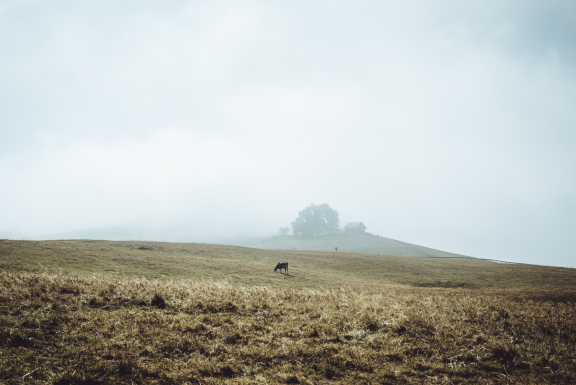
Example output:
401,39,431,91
274,262,288,274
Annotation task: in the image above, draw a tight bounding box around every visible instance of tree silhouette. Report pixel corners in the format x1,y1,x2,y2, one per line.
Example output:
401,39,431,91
278,227,290,236
291,203,340,237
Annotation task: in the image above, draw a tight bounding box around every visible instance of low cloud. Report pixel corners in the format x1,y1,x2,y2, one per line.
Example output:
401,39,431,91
1,0,576,266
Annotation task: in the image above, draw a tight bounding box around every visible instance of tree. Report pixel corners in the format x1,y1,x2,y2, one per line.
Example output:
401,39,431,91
278,227,290,236
291,203,340,237
317,203,340,234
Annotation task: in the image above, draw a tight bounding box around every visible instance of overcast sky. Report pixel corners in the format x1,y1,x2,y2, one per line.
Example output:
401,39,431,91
1,0,575,266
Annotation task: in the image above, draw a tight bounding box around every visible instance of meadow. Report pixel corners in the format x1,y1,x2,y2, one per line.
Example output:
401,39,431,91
1,240,575,384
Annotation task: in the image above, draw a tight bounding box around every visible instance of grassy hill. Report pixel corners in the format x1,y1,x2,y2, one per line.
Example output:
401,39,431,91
1,239,574,292
29,229,474,260
231,233,475,259
1,240,575,384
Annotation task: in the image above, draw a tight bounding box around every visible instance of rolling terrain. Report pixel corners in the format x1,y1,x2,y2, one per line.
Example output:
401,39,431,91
30,228,474,260
0,239,575,384
1,239,573,292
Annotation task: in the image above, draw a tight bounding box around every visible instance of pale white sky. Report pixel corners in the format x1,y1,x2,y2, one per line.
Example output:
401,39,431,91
1,0,575,266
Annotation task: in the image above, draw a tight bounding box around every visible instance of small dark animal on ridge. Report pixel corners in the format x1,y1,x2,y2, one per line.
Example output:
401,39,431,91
274,262,288,274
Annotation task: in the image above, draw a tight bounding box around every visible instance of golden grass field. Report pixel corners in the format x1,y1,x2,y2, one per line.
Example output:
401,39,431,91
1,239,575,384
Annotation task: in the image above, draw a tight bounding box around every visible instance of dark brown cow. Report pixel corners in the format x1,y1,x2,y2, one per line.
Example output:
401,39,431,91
274,262,288,274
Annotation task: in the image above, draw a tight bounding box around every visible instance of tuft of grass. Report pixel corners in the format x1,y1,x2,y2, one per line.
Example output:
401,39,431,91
151,293,166,308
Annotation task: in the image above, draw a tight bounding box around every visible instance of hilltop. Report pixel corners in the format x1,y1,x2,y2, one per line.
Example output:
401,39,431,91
229,232,474,259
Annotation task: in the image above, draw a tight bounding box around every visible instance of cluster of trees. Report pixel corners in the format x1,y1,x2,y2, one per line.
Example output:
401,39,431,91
288,203,340,237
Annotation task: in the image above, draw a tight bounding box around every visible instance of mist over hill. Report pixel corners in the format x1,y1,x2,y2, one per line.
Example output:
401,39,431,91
225,232,475,259
14,226,209,244
2,1,576,268
18,226,474,259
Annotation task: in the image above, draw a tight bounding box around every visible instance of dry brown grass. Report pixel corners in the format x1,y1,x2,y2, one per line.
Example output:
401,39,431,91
1,270,575,384
0,240,575,384
2,240,575,292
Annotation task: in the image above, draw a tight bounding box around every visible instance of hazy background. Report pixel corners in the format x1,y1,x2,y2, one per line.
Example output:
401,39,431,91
1,0,575,266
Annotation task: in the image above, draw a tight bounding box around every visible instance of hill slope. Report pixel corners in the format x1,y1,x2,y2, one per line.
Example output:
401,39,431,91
1,240,574,294
1,240,575,384
228,233,474,259
29,228,472,259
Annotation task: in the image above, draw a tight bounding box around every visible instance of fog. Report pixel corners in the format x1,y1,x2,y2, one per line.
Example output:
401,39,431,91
1,0,576,266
